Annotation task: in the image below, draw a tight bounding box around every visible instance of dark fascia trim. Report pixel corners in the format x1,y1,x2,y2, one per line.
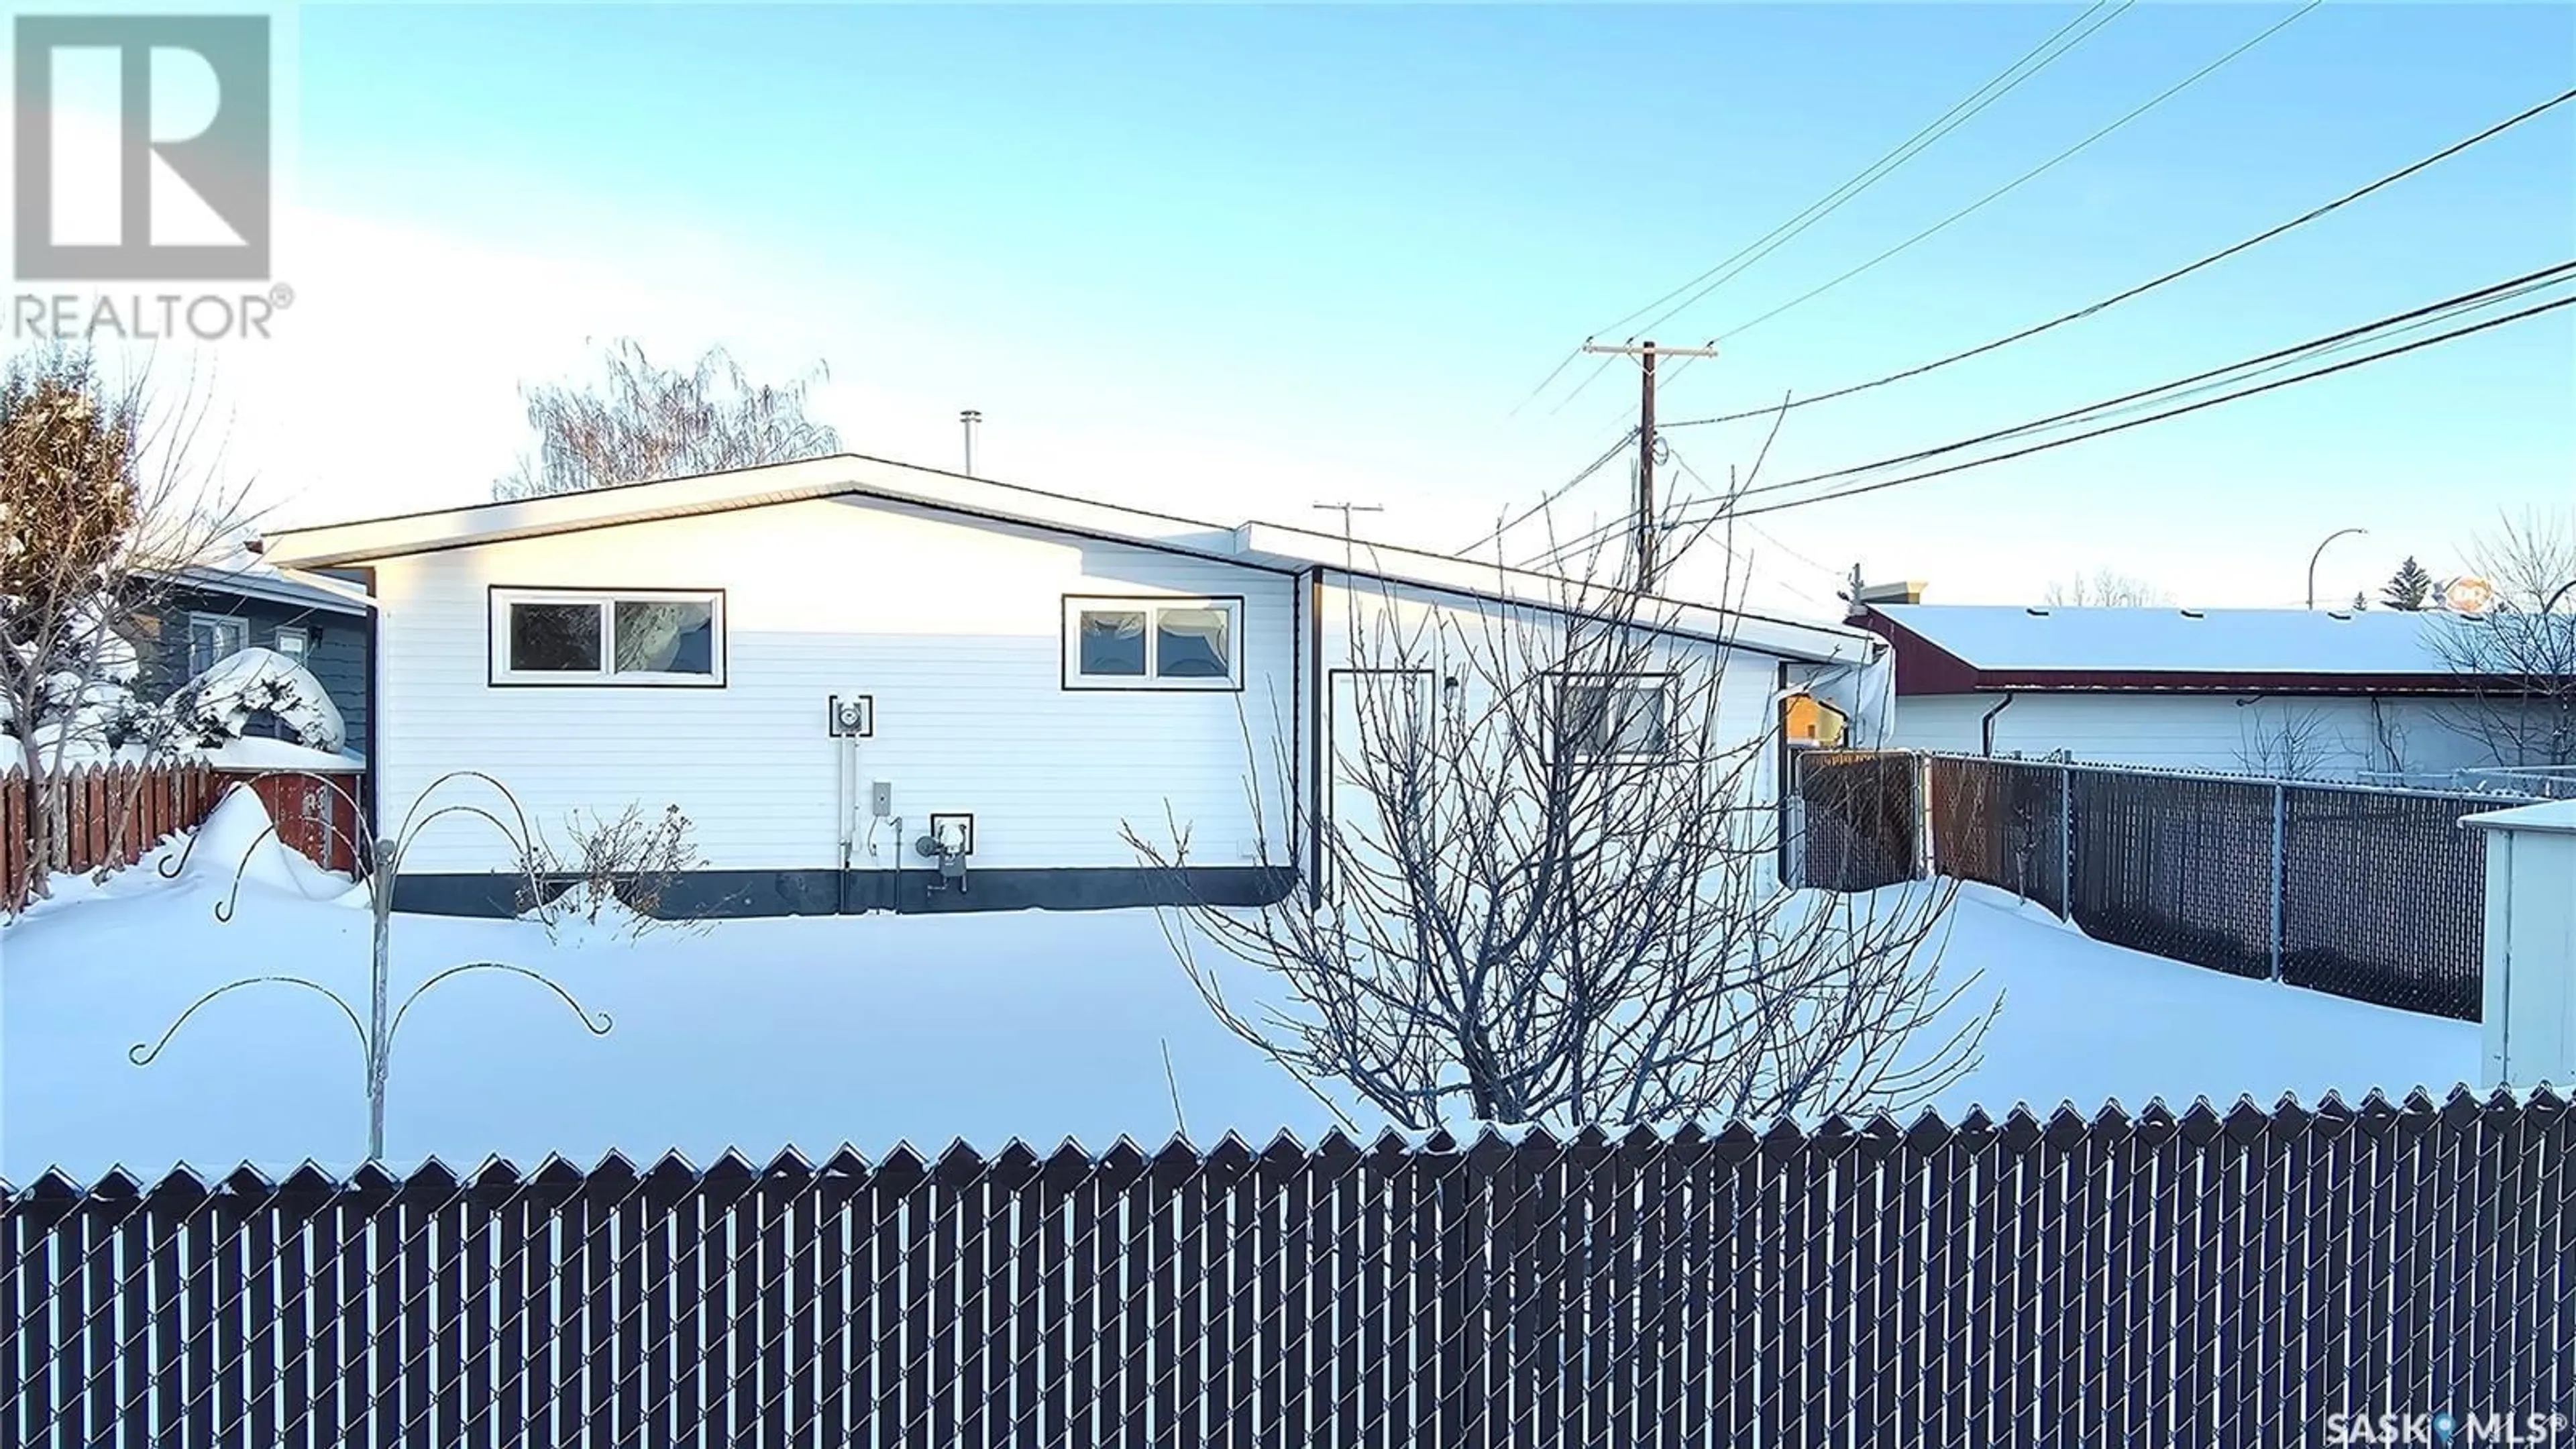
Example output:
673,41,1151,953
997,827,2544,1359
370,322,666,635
1059,592,1250,694
1772,658,1794,885
1305,569,1325,909
1934,669,2524,697
1287,566,1303,900
391,864,1299,919
484,584,730,690
355,566,379,820
292,480,1304,578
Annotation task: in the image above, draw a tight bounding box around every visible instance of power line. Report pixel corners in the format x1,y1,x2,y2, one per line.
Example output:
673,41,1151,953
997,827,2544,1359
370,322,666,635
1607,1,2131,341
1641,0,2320,409
1520,264,2576,566
1735,260,2574,498
1656,85,2576,432
1454,428,1639,555
1705,0,2324,349
1524,0,2131,417
1721,291,2575,521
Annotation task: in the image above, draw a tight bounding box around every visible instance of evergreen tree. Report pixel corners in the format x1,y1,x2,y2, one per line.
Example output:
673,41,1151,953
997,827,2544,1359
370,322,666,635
2351,591,2369,612
2381,556,2435,611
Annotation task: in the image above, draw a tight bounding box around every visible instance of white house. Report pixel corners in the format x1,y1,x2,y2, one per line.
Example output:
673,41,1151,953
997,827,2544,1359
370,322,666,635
1851,602,2564,784
257,454,1881,916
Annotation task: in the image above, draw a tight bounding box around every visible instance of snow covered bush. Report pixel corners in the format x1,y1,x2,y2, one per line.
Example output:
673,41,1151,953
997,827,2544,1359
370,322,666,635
517,803,708,941
0,593,153,769
156,646,347,753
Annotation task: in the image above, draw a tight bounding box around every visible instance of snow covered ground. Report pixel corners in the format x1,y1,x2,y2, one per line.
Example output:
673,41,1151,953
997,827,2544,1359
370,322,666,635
1,798,2477,1184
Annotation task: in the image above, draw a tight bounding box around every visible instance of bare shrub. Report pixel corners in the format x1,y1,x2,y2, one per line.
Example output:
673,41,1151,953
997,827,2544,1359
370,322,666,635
1128,458,1992,1132
518,802,708,940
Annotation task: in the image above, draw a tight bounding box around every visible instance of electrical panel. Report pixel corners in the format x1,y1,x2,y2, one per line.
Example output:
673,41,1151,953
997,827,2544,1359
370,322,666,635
871,780,893,818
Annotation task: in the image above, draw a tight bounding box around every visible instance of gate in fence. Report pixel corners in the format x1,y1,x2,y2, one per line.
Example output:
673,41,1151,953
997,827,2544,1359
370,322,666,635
1793,751,2522,1021
5,1091,2571,1448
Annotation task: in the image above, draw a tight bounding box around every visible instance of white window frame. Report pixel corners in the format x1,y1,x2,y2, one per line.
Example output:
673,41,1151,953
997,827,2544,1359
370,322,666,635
1556,674,1676,763
490,587,727,687
186,612,247,676
1061,595,1245,691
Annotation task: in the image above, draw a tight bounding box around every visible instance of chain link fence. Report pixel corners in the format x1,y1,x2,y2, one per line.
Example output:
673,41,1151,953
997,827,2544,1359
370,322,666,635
1790,749,1919,892
7,1090,2572,1447
1792,751,2524,1020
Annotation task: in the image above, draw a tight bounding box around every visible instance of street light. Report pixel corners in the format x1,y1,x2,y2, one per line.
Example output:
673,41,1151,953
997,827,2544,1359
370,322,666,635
2306,527,2368,610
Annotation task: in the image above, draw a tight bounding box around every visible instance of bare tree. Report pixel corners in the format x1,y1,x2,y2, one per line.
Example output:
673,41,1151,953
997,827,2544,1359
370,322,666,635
1126,488,1991,1132
1,349,246,902
2464,507,2576,613
2235,702,2357,781
2425,508,2576,770
2043,568,2169,608
494,340,842,500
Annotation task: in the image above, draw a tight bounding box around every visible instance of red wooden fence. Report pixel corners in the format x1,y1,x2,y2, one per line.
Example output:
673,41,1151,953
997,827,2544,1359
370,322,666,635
231,769,366,879
2,762,217,912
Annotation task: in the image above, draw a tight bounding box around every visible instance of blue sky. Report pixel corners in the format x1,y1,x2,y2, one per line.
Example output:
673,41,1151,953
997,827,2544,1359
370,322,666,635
70,3,2576,611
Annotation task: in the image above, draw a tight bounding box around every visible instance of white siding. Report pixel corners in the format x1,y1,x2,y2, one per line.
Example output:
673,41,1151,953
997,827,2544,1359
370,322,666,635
1311,574,1788,774
372,496,1295,875
1309,572,1809,878
2477,813,2576,1091
1888,692,2519,779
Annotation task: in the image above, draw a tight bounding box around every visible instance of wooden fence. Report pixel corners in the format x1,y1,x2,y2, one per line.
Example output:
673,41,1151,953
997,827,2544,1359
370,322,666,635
1,762,216,912
5,1089,2570,1447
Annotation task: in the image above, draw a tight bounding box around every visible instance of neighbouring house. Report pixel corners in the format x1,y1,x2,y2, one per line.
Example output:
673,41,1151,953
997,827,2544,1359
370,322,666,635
255,454,1884,916
1852,597,2561,784
133,557,373,757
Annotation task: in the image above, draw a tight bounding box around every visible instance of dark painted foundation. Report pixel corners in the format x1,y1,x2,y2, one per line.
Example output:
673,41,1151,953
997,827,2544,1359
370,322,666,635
392,865,1300,920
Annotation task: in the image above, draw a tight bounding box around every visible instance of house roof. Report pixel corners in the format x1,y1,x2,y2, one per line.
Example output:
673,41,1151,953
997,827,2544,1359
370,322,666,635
257,453,1879,665
150,555,369,617
1859,603,2508,696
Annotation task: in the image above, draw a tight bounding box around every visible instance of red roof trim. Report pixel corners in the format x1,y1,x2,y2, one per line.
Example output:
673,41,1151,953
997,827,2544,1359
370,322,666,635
1964,669,2511,697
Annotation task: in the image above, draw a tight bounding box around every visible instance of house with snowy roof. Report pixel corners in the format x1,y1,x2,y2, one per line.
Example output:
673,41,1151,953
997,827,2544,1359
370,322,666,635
255,453,1885,917
1851,600,2561,783
137,556,373,756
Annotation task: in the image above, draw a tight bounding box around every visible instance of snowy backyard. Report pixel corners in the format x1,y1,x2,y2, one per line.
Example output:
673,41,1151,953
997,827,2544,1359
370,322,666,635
1,794,2477,1185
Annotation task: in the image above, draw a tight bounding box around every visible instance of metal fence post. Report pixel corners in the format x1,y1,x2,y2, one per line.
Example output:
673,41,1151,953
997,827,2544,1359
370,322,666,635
2059,763,2074,921
1915,752,1934,881
2269,782,2286,982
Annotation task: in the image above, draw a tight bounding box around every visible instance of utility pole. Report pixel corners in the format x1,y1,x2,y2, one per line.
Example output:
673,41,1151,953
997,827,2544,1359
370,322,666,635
1311,500,1385,539
1581,339,1718,590
960,409,983,476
